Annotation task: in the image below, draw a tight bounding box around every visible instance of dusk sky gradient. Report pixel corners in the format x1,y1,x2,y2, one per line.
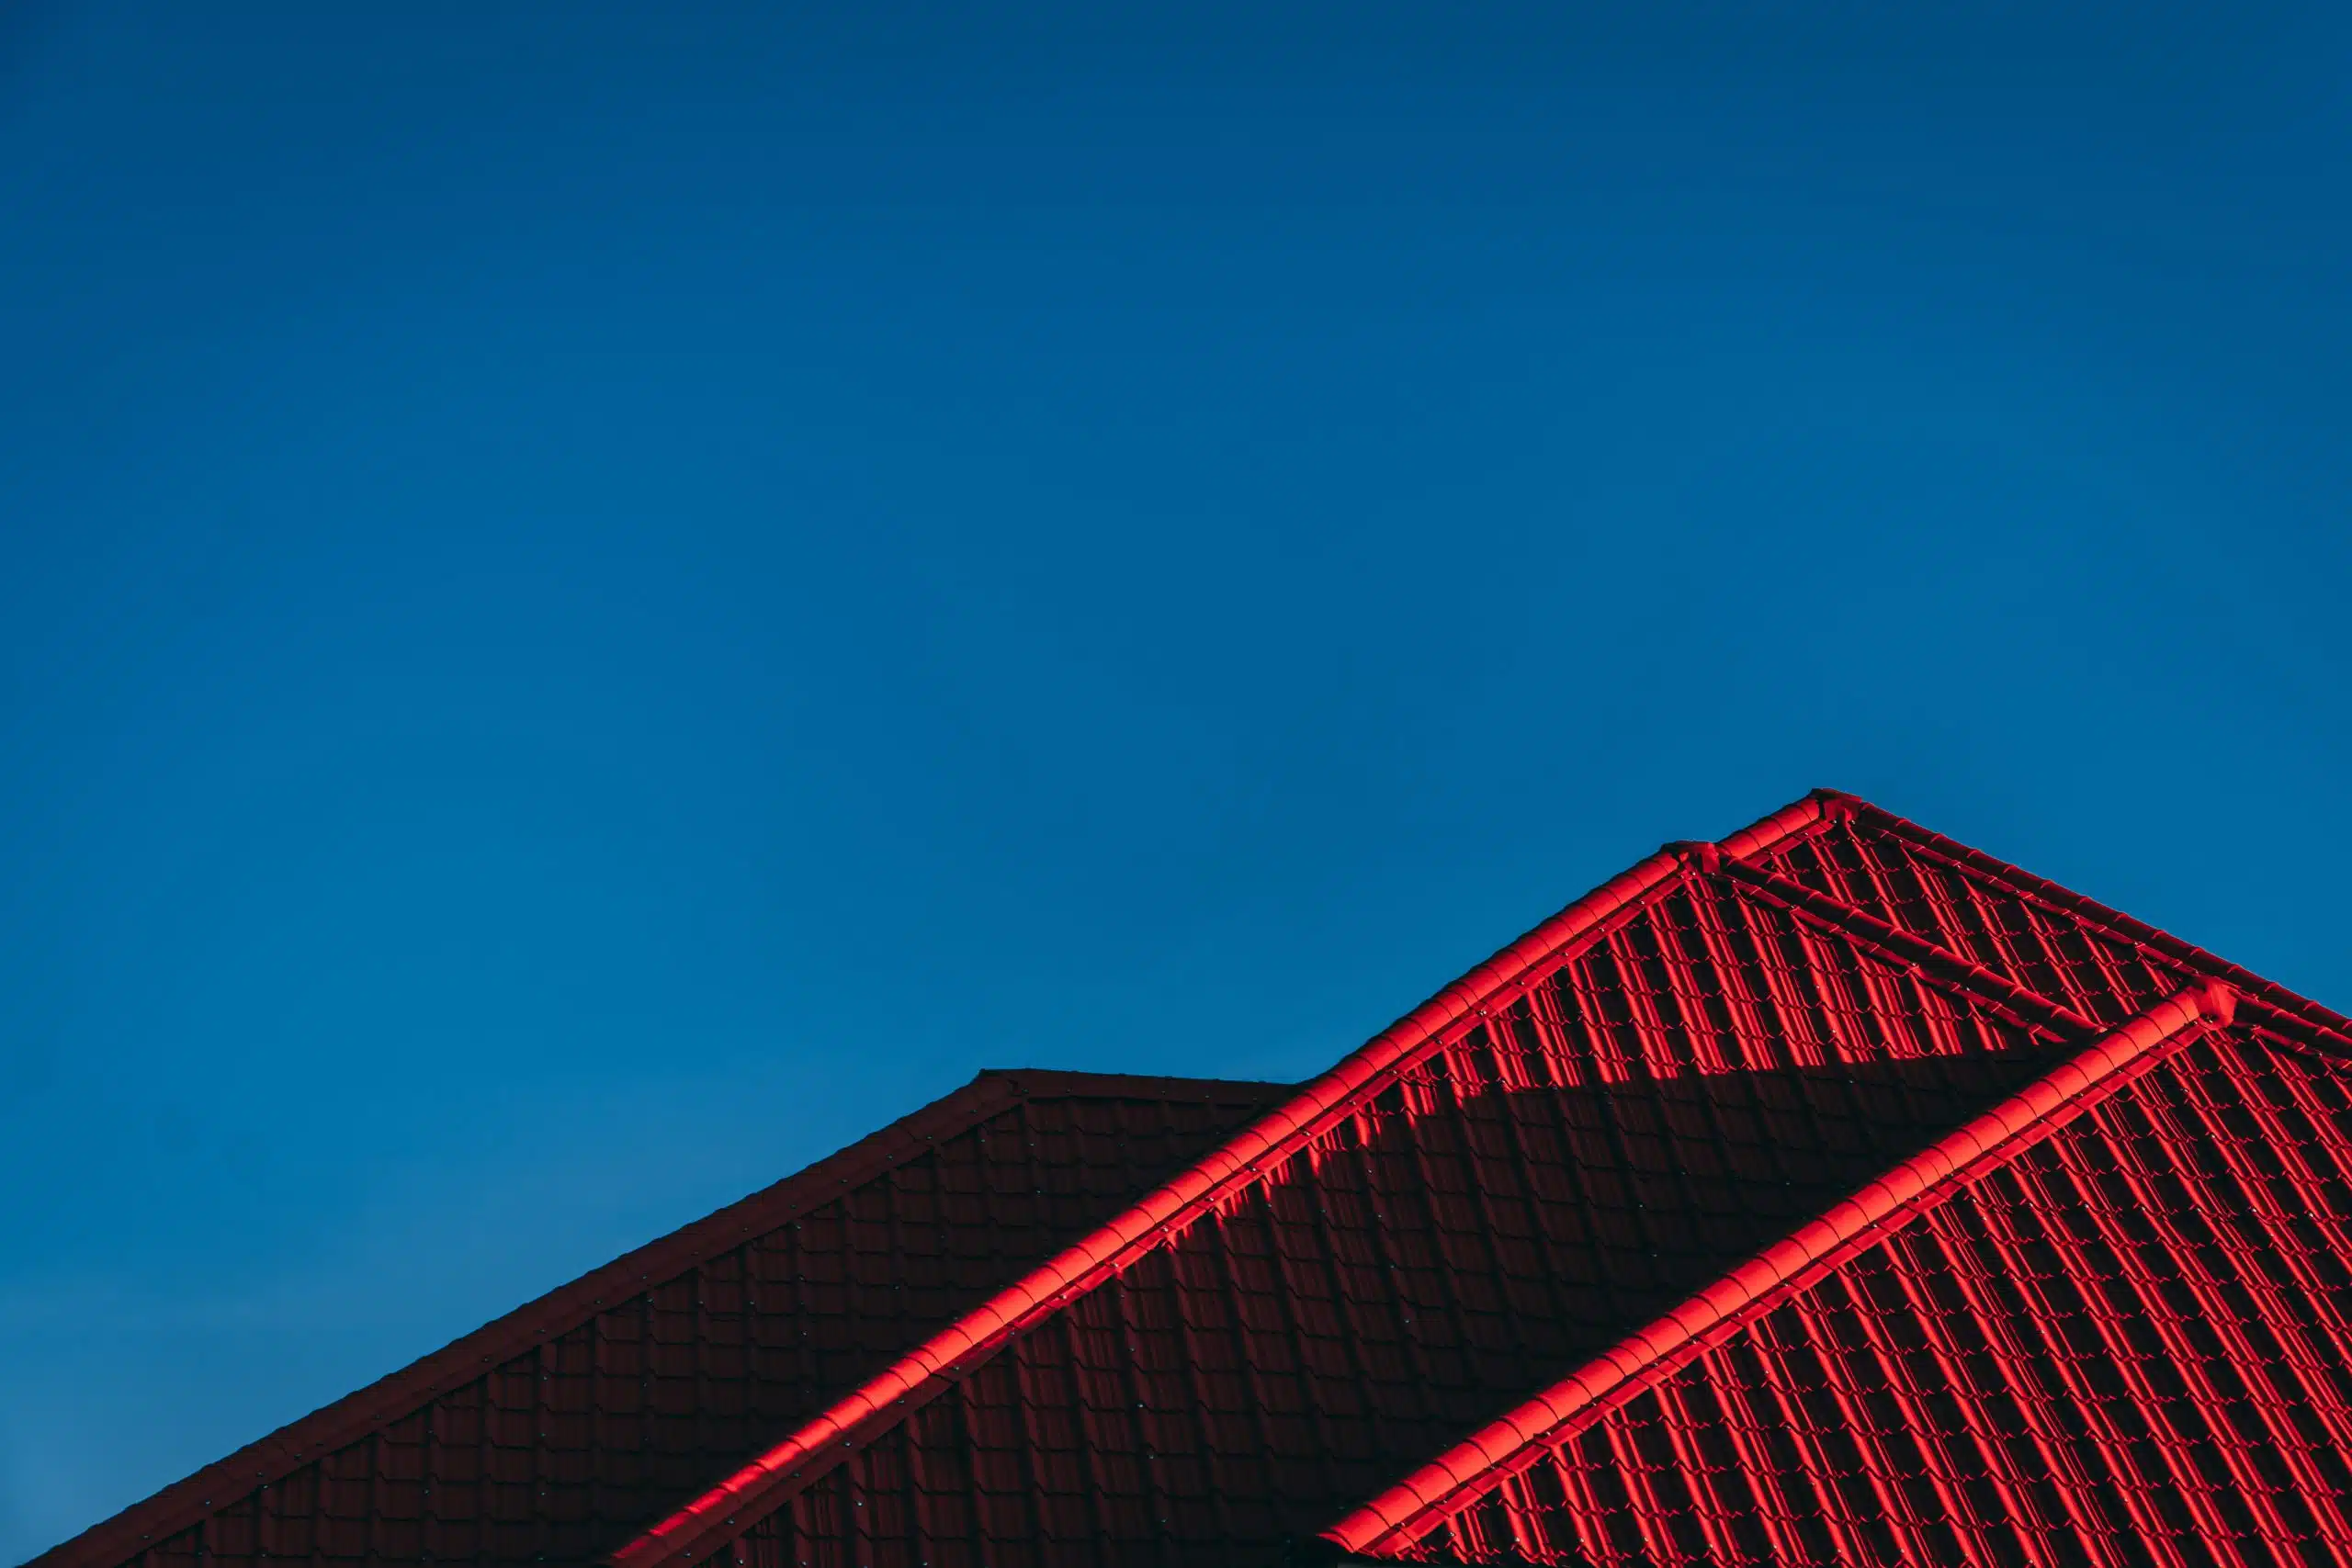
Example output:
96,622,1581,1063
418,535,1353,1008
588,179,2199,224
6,2,2352,1558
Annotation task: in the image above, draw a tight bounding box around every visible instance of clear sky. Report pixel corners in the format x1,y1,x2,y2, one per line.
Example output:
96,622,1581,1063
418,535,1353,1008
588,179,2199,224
4,2,2349,1557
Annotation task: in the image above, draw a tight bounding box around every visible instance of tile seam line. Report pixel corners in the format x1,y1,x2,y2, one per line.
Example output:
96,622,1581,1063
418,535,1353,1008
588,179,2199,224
1318,978,2240,1558
601,790,1849,1568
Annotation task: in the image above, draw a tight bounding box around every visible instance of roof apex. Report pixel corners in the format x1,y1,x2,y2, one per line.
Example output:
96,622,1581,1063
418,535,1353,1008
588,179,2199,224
606,790,1849,1568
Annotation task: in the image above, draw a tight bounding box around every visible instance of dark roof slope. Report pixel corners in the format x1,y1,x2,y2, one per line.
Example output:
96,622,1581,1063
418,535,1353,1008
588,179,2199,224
30,1071,1293,1568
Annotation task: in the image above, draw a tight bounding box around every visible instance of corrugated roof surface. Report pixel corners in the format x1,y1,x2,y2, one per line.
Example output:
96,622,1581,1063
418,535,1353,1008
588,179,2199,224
30,1072,1293,1568
36,791,2352,1568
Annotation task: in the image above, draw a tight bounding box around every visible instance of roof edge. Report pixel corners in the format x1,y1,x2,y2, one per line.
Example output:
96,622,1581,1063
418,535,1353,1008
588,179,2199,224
31,1069,1285,1568
970,1068,1297,1103
605,791,1846,1568
1321,979,2237,1556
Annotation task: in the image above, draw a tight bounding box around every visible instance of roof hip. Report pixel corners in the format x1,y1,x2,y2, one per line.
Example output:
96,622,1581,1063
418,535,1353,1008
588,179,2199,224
1712,850,2103,1038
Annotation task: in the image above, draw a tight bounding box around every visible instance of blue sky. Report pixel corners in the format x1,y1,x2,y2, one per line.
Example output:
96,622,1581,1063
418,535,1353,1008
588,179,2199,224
4,1,2349,1556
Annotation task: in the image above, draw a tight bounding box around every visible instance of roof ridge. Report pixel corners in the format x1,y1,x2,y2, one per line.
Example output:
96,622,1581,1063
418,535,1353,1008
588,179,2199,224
1709,852,2100,1040
1319,980,2239,1558
971,1068,1297,1101
603,791,1849,1568
32,1067,1265,1568
1847,797,2352,1050
1718,800,2345,1071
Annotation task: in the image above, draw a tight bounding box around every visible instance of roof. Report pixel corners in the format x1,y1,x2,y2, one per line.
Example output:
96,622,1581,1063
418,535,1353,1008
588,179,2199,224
1320,983,2271,1562
33,789,2352,1568
28,1070,1295,1568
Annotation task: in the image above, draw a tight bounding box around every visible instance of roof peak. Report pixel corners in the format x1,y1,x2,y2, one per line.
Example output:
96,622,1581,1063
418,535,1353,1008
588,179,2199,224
607,790,1850,1568
607,788,2352,1568
47,787,2352,1568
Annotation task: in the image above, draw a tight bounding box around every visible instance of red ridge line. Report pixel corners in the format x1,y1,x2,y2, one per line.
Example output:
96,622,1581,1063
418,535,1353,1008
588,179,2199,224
31,1070,1288,1568
964,1068,1298,1104
1711,853,2102,1041
1320,980,2239,1558
603,793,1847,1568
1847,798,2352,1050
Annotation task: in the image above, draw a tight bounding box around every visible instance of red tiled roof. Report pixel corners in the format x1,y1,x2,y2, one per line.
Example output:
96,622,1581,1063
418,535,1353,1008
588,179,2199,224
1332,993,2352,1565
28,1071,1294,1568
1321,981,2238,1556
36,790,2352,1568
